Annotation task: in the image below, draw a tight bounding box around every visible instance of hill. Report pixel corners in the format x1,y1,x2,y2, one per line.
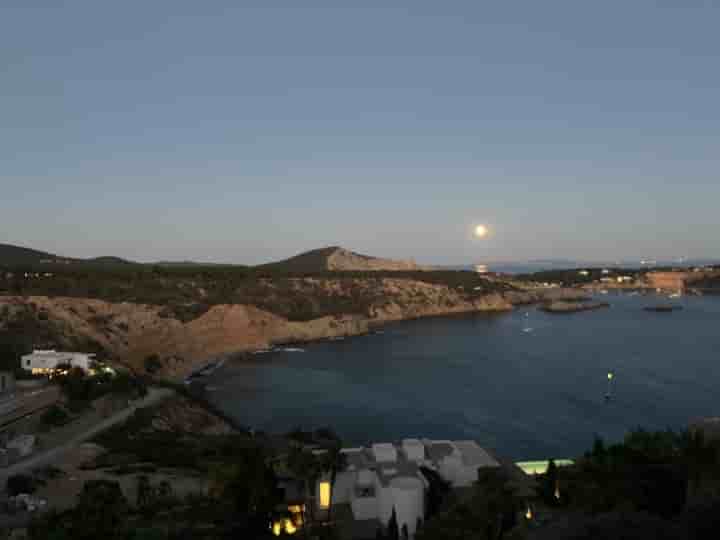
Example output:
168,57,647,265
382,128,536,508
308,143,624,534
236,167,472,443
0,243,74,265
88,256,135,265
0,243,137,267
257,246,430,273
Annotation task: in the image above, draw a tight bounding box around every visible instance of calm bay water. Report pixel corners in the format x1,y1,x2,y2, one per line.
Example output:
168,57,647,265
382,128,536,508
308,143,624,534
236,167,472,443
205,294,720,460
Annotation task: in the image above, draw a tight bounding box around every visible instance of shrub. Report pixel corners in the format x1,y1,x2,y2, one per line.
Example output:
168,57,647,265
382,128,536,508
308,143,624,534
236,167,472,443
7,474,35,496
143,354,162,374
41,405,70,427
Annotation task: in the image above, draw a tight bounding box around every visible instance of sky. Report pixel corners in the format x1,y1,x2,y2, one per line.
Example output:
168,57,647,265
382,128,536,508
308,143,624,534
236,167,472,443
2,1,719,265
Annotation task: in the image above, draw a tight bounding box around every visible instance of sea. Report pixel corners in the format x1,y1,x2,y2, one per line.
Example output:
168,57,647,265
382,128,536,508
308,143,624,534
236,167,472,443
203,293,720,461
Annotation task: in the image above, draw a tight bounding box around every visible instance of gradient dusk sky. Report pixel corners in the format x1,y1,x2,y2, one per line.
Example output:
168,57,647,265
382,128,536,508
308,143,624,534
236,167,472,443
2,1,719,264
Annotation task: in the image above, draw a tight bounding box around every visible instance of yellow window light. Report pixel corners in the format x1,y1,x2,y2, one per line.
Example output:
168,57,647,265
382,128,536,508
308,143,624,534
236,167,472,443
319,481,331,509
285,519,297,534
271,518,299,536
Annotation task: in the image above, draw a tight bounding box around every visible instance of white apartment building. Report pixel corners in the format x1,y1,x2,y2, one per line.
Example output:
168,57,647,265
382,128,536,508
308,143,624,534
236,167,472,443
20,350,95,375
322,439,499,539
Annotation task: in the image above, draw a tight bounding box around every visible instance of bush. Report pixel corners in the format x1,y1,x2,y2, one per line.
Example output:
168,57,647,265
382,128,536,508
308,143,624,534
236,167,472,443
41,404,70,427
144,354,162,374
7,474,35,496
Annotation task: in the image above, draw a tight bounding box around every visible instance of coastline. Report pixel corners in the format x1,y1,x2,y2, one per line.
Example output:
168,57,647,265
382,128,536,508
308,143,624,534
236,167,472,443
170,287,594,382
190,292,720,461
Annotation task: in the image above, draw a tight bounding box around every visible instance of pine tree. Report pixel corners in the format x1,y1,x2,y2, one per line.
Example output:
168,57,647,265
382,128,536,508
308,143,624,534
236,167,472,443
543,459,559,505
387,507,399,540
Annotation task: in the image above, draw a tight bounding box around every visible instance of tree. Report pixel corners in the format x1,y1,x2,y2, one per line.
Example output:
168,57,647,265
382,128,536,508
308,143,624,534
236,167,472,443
144,354,162,374
58,366,90,399
71,479,130,539
136,475,152,508
41,404,70,428
286,445,323,530
420,466,452,520
529,511,683,540
416,468,518,540
208,445,281,537
387,507,400,540
6,474,35,496
541,459,559,505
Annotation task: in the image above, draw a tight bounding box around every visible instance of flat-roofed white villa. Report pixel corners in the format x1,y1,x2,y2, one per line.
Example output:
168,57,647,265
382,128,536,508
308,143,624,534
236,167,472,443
20,349,96,375
313,439,500,539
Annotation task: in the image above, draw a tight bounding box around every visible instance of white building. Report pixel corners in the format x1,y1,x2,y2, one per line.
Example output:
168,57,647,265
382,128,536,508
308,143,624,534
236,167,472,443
20,350,95,375
324,439,499,539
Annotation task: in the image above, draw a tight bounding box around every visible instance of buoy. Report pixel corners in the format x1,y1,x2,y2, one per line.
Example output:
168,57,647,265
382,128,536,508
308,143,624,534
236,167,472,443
605,371,615,402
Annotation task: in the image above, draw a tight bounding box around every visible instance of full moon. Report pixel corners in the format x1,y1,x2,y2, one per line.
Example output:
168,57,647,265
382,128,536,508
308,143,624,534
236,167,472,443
474,224,489,238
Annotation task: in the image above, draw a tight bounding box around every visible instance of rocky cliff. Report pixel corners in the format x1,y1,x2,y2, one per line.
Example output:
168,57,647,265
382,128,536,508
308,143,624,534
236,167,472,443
258,246,431,272
0,279,582,380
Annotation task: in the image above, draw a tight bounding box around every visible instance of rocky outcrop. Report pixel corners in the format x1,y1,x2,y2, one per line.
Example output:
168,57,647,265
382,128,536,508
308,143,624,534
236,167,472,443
503,288,591,305
541,301,610,313
259,246,432,272
149,396,235,435
326,248,429,271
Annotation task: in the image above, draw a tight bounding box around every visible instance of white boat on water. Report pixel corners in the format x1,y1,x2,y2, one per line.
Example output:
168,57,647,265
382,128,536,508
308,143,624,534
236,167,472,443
669,292,682,298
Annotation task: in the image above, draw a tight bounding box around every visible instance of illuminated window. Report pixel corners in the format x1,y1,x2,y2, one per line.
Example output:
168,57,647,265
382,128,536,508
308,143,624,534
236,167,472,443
319,481,331,509
271,518,298,536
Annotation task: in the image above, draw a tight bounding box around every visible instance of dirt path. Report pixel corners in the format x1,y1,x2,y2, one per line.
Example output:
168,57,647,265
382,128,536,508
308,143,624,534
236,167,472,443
0,387,173,481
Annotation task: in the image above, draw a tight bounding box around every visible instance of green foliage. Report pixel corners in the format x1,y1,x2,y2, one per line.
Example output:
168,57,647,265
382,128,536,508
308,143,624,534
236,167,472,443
144,354,162,374
29,480,129,540
417,468,519,540
208,444,281,536
57,368,147,405
0,262,514,323
387,507,399,540
40,404,70,427
540,458,559,506
6,474,36,495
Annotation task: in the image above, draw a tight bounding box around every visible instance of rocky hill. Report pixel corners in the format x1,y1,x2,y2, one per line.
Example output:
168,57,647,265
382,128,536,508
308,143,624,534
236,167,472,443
258,246,430,273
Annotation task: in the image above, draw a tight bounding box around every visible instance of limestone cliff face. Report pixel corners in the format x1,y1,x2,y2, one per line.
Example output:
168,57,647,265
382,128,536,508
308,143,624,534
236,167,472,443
0,278,528,380
326,248,429,271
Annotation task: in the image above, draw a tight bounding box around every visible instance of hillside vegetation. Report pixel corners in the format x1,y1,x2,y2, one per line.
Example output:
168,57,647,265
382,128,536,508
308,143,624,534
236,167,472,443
0,263,514,322
0,243,136,267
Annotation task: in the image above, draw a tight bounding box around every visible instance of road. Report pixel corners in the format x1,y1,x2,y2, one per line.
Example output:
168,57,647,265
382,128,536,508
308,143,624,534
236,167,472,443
0,387,174,481
0,386,61,428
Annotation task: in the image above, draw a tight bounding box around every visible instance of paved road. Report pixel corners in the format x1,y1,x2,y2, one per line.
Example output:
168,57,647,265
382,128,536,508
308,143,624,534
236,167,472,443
0,387,174,481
